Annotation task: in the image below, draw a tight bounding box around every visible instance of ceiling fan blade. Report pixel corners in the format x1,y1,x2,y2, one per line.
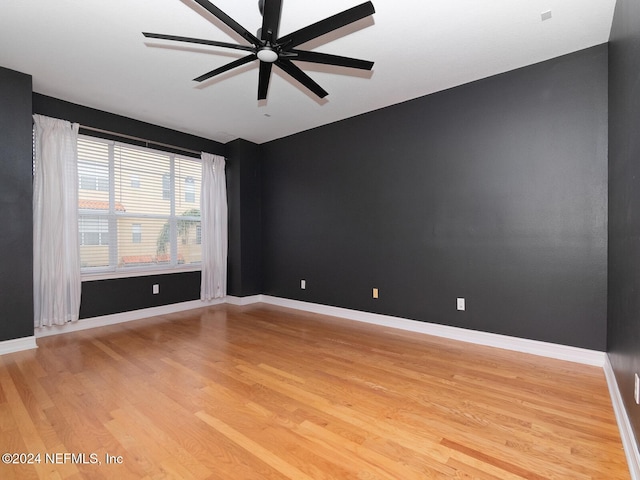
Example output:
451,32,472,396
275,59,328,98
261,0,283,43
193,0,261,47
143,32,255,52
289,50,373,70
258,61,273,100
193,54,257,82
277,1,375,49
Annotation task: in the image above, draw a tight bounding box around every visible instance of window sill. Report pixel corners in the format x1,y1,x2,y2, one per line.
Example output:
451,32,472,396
81,265,201,282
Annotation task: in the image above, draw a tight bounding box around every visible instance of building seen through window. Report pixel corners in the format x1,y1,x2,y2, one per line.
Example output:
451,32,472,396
77,136,202,274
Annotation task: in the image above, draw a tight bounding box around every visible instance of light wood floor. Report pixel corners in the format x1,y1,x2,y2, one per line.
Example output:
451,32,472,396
0,304,630,479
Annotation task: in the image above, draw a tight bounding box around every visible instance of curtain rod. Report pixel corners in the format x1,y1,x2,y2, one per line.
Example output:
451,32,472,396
79,125,202,156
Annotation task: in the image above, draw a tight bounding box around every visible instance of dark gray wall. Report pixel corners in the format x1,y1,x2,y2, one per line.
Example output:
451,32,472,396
225,138,262,297
79,272,201,319
33,94,224,158
261,45,608,350
0,44,610,352
0,67,34,341
608,0,640,446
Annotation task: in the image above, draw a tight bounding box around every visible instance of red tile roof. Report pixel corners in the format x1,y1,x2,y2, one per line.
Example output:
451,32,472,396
156,253,185,263
79,199,125,211
121,255,154,265
121,254,186,265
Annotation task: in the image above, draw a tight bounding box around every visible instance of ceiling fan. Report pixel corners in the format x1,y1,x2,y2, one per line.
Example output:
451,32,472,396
143,0,375,100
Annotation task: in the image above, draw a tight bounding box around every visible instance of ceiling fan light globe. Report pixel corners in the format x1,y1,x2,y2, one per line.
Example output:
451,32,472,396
257,48,278,63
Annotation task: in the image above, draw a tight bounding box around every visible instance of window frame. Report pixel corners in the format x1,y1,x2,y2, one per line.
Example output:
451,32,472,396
78,135,202,281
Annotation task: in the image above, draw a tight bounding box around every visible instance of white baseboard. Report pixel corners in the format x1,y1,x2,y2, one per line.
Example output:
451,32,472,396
32,295,257,338
259,295,606,367
35,298,226,338
226,295,262,306
0,335,37,354
604,356,640,480
0,295,608,369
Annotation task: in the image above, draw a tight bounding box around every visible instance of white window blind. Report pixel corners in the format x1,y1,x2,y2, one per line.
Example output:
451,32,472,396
77,135,202,275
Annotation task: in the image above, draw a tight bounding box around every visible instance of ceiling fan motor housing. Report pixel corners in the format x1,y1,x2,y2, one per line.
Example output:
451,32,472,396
257,47,278,63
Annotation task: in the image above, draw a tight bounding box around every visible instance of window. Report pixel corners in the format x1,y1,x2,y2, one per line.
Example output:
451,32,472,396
132,223,142,244
79,217,109,246
162,173,171,200
79,161,108,191
77,136,202,275
185,176,195,203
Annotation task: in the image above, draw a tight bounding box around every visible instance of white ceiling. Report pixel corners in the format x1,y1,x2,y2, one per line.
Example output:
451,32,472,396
0,0,616,145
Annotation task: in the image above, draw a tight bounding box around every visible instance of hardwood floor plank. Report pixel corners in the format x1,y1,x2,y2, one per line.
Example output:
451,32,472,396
196,411,317,480
0,358,78,479
0,304,630,479
444,457,510,480
442,437,588,480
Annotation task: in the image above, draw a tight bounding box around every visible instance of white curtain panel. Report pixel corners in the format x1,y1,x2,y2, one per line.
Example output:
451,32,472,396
200,153,228,300
33,114,81,327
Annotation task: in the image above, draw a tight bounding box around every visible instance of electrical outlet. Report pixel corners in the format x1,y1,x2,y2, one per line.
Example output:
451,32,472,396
152,284,159,295
635,374,639,405
457,297,465,311
301,279,306,290
373,288,379,299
